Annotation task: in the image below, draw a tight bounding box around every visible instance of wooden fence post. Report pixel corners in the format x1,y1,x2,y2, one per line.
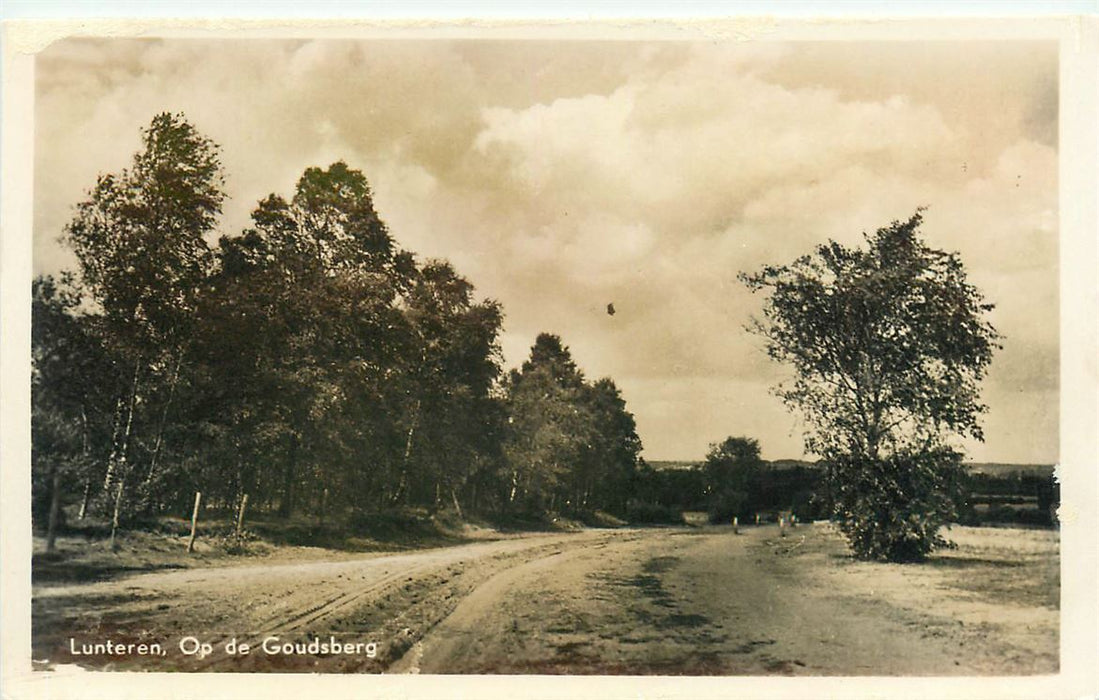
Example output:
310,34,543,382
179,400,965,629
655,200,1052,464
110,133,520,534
236,493,249,536
187,491,202,553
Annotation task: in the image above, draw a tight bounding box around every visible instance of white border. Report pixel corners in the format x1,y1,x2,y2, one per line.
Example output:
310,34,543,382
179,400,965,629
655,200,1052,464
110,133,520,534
2,14,1096,700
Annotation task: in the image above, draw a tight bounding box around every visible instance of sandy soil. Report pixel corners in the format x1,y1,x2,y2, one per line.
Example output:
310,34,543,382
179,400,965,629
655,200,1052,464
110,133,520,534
32,523,1058,675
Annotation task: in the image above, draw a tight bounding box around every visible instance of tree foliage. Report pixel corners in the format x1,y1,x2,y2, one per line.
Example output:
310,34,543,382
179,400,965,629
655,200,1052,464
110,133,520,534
59,112,227,542
65,112,223,340
502,334,642,516
741,211,1000,561
33,113,646,543
702,436,763,523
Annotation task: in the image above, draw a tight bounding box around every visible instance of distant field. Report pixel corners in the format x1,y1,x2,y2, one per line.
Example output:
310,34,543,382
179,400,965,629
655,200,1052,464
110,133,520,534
647,460,1055,477
642,460,1057,527
646,460,700,471
967,463,1056,477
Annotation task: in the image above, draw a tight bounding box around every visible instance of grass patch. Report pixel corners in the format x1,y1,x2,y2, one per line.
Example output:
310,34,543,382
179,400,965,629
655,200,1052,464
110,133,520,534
932,526,1059,609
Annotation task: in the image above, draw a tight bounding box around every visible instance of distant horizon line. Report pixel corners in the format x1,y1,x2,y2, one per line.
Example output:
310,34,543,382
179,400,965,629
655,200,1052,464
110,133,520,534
643,457,1058,467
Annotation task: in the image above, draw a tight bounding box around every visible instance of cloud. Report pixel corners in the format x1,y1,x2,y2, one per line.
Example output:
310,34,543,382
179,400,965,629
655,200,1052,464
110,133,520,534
33,38,1059,462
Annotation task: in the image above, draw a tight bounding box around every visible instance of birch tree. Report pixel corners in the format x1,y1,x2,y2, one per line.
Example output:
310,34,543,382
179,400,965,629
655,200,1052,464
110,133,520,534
741,211,999,561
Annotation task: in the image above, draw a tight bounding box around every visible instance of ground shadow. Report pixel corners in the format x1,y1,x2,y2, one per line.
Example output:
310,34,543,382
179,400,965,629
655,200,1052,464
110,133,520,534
926,555,1025,569
33,554,186,585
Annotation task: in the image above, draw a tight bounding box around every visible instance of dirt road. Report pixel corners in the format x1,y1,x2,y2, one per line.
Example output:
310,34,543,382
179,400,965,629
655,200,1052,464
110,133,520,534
32,524,1058,675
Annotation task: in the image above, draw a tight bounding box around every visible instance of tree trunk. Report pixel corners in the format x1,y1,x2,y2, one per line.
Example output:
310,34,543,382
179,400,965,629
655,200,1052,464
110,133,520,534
450,486,463,519
143,350,184,497
104,362,141,517
394,400,422,506
392,472,407,506
279,433,299,518
46,463,62,552
108,473,126,551
102,397,124,491
78,479,91,520
187,491,202,552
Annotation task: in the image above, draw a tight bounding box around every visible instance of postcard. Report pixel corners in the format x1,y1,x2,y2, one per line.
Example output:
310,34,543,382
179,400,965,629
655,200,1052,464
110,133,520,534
2,12,1096,700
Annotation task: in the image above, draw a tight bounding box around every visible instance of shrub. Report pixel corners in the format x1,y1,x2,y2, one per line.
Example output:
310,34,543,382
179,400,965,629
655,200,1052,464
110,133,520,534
625,499,685,525
706,489,749,525
828,448,965,562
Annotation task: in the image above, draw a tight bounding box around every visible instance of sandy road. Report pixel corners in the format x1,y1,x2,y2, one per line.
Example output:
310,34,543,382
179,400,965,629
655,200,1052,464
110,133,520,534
33,529,641,672
389,525,1056,675
32,524,1057,675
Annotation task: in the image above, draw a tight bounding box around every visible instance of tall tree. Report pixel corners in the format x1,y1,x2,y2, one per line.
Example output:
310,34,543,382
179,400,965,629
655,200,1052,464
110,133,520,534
193,162,430,519
31,274,118,547
741,210,1000,561
702,436,763,523
501,335,644,517
40,115,639,538
574,378,642,515
61,113,225,537
400,261,504,512
502,334,591,513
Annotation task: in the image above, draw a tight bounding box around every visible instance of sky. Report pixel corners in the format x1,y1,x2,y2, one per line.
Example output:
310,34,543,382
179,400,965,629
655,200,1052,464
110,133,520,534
32,38,1059,463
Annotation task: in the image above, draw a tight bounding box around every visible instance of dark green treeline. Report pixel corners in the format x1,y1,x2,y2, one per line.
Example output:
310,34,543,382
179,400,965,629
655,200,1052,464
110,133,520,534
31,113,643,535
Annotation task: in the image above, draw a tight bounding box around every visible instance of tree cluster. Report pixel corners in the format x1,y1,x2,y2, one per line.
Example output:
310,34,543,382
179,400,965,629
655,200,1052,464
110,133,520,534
32,113,644,545
502,334,642,516
624,449,826,526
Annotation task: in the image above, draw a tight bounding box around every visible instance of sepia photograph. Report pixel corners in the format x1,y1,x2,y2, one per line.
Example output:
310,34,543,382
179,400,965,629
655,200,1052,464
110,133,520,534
2,10,1097,700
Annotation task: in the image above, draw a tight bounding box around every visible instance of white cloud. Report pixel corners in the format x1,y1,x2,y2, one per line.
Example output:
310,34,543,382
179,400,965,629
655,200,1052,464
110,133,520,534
32,38,1059,462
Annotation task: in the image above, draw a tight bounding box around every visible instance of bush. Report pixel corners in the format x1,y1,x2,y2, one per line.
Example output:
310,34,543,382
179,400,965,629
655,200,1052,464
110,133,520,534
828,448,965,562
982,504,1054,527
216,529,259,555
346,507,436,537
577,510,628,528
790,488,825,522
624,499,685,525
706,489,749,525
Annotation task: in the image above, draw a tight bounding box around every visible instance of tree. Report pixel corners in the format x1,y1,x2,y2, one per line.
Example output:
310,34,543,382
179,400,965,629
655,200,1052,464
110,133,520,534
702,436,762,524
400,261,504,512
502,334,592,513
576,378,642,515
32,274,118,548
185,161,509,521
61,112,225,541
198,162,415,519
40,112,646,541
740,210,1000,561
501,334,644,518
